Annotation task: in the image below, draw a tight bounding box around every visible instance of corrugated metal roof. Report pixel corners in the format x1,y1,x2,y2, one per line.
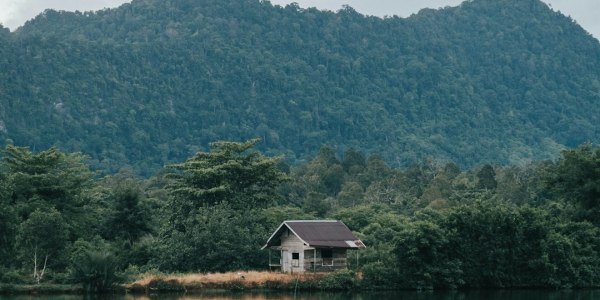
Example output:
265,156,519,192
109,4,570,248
262,220,365,249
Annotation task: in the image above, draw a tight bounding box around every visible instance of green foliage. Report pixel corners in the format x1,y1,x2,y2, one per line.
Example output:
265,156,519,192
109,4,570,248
166,139,287,212
389,199,600,289
317,269,358,290
0,146,147,287
103,182,151,243
442,201,547,287
360,261,398,289
1,145,93,207
342,148,367,176
1,145,95,239
476,164,497,190
394,215,463,289
1,0,598,175
545,144,600,222
2,141,600,291
155,203,273,272
16,208,69,273
0,199,17,268
70,248,118,293
540,221,600,287
0,267,27,284
261,205,316,225
156,140,287,272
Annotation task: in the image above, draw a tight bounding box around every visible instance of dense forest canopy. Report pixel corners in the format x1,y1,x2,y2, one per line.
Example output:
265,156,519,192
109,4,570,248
0,142,599,290
0,0,599,175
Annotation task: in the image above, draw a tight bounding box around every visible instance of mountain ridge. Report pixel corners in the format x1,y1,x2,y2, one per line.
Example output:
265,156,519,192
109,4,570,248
1,0,599,175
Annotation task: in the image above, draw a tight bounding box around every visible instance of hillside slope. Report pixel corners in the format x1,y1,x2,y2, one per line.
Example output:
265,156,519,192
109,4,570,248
1,0,599,174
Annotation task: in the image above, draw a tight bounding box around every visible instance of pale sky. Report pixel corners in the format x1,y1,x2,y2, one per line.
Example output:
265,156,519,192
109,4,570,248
0,0,598,39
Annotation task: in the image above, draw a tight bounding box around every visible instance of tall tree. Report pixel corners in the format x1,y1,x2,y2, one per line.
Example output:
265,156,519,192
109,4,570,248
156,139,288,271
394,215,463,289
166,139,287,215
1,145,94,221
0,200,17,268
16,208,69,284
545,144,600,222
103,182,151,243
477,164,497,190
342,148,366,175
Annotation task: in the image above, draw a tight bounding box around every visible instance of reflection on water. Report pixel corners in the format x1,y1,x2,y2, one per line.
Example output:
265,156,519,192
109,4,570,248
1,290,600,300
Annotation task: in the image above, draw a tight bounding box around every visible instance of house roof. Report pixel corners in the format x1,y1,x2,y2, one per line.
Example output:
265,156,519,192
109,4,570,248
262,220,365,249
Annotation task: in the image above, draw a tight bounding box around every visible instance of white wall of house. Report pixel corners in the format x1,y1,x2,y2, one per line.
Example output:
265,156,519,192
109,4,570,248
279,228,308,273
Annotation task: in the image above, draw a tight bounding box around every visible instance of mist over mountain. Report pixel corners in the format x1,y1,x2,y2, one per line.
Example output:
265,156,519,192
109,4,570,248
1,0,598,175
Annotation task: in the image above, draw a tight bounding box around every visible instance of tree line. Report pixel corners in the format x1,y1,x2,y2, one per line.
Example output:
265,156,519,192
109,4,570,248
0,140,598,290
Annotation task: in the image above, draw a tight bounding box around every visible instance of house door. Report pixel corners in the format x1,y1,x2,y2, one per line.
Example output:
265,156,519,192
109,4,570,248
291,251,304,272
282,251,291,272
282,251,304,273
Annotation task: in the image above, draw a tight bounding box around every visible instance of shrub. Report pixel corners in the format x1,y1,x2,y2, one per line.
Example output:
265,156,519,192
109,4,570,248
0,267,27,284
71,250,118,293
317,270,358,290
361,261,398,289
45,270,71,284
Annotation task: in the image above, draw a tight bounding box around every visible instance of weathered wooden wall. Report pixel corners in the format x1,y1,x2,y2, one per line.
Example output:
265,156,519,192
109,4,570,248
303,248,348,272
279,228,307,273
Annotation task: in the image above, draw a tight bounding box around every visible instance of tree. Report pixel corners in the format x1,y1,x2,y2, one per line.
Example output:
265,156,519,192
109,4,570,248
69,239,118,293
362,154,392,186
156,139,288,271
545,144,600,220
0,172,17,268
342,148,366,175
0,201,17,268
72,250,117,293
166,139,287,214
303,191,331,217
337,181,364,208
297,147,345,196
477,164,497,190
154,203,272,272
16,208,69,284
1,145,94,222
394,214,463,289
103,182,151,243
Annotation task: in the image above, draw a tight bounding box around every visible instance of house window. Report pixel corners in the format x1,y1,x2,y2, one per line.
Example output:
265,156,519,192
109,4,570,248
292,252,299,267
321,249,333,266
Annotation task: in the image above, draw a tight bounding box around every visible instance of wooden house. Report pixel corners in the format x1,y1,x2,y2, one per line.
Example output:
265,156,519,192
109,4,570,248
262,220,365,273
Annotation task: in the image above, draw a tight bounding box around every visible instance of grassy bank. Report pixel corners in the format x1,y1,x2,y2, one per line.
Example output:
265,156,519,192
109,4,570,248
0,270,359,295
127,270,359,294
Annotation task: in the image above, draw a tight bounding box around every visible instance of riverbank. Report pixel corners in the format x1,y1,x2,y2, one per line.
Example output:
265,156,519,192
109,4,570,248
0,270,359,295
126,270,358,294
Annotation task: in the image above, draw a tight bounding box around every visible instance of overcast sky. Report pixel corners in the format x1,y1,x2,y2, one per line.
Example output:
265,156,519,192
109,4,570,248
0,0,598,39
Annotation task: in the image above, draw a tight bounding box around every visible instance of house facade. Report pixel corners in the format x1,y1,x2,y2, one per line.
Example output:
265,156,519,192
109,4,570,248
262,220,365,273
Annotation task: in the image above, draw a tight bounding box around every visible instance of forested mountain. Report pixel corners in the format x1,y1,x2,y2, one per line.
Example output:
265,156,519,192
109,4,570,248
1,0,599,174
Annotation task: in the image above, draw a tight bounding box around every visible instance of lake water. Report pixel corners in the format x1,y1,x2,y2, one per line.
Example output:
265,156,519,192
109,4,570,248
1,290,600,300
